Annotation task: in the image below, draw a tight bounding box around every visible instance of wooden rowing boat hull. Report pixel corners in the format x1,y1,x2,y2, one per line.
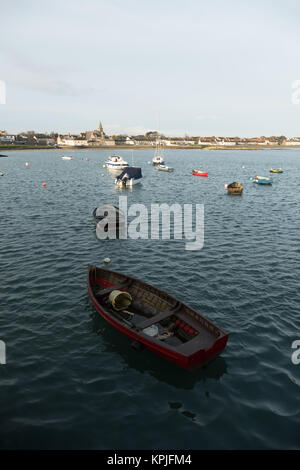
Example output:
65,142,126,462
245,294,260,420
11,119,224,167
87,266,228,369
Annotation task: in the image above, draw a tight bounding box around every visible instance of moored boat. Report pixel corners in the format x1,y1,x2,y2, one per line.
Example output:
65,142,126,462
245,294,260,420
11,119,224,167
225,182,243,195
192,169,208,177
156,164,174,172
61,156,73,160
0,154,8,158
152,155,165,166
115,167,142,187
87,265,229,369
270,168,283,173
152,136,165,166
104,155,129,170
0,171,4,176
252,175,273,184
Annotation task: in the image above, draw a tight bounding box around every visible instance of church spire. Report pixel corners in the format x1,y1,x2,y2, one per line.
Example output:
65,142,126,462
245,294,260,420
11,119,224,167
98,121,104,142
98,121,104,141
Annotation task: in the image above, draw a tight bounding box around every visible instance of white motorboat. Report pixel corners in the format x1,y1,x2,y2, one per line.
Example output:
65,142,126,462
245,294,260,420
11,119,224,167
61,156,73,160
104,155,129,170
152,155,165,165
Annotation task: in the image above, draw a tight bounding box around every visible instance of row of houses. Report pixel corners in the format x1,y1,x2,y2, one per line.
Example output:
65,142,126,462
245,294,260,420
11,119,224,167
197,136,300,146
1,127,300,147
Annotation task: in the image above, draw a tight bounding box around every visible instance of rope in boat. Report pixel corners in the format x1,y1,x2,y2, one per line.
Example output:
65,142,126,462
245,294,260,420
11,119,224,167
156,331,174,340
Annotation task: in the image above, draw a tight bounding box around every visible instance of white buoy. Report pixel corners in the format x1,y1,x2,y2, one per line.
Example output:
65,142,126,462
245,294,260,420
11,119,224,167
25,162,30,167
104,258,111,264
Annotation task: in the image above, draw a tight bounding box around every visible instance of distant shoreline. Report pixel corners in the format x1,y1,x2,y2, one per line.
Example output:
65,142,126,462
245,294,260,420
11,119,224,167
1,144,300,152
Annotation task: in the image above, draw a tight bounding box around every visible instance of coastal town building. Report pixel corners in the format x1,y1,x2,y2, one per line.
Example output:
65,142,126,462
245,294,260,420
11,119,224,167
125,136,135,145
285,138,300,146
57,135,89,147
36,137,55,146
198,137,217,146
0,134,15,143
56,122,116,147
85,121,105,144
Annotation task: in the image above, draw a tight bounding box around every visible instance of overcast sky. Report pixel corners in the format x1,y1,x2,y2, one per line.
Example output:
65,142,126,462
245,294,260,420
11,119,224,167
1,0,300,136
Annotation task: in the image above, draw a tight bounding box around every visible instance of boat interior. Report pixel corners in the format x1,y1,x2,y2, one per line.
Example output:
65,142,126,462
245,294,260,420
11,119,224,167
89,266,221,353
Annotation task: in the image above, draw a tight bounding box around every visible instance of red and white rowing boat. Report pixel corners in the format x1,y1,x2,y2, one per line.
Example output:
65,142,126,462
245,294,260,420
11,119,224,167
192,169,208,177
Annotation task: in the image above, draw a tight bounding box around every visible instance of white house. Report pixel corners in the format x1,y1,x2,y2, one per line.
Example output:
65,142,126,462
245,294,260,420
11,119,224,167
0,135,15,143
125,136,135,145
57,136,88,147
285,139,300,146
198,139,216,146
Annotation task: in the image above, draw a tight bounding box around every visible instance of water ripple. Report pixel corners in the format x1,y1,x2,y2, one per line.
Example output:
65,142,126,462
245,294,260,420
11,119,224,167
1,149,300,449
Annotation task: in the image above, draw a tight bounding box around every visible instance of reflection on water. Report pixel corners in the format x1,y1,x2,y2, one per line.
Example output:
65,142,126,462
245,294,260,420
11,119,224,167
90,312,228,389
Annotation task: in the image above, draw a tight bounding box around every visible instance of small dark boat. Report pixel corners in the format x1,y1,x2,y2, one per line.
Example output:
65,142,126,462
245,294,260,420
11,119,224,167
87,266,229,369
225,182,244,195
115,167,142,187
0,154,8,158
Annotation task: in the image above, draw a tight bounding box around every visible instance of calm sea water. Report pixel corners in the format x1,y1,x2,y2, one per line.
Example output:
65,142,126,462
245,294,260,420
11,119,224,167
0,148,300,450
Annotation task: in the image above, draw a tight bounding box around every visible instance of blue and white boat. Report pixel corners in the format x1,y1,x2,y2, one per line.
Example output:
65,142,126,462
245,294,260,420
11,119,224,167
104,155,129,170
252,175,273,185
115,167,142,187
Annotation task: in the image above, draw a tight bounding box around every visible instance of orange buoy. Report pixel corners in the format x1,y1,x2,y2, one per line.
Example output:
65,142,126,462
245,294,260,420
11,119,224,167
101,173,105,177
85,158,89,161
42,182,46,187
